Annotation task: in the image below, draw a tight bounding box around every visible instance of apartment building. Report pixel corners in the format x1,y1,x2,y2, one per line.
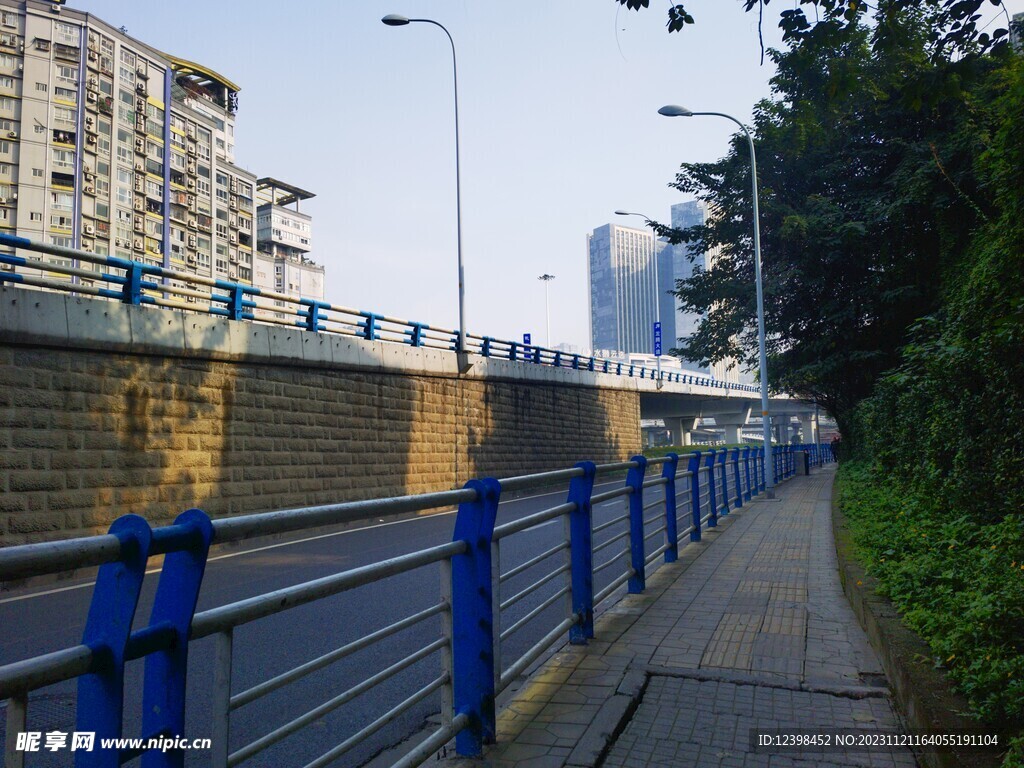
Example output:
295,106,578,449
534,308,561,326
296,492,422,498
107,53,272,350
0,0,257,294
253,177,323,308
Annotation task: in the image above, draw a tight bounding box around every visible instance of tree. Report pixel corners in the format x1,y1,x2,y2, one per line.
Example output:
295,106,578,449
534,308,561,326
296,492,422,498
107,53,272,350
613,0,1016,60
657,16,998,437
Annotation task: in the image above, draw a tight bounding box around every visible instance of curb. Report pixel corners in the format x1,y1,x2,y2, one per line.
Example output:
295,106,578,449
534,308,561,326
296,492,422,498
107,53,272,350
830,480,1006,768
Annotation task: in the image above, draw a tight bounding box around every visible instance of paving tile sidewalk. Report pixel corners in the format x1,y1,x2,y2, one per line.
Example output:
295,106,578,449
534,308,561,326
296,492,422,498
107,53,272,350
453,466,917,768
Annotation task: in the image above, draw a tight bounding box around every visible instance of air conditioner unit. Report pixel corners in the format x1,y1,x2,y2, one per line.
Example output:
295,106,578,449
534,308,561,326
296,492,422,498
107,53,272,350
114,238,122,247
134,179,145,193
186,179,195,190
134,161,144,171
82,239,93,251
187,235,196,248
134,138,145,152
186,161,195,173
86,134,96,145
84,185,94,194
85,116,94,128
229,200,237,211
134,218,144,232
186,144,196,156
87,50,97,61
84,223,94,234
136,82,146,94
187,218,197,228
133,197,144,211
228,254,238,264
186,125,196,139
86,91,96,103
136,66,147,79
133,238,143,250
229,233,237,244
186,255,196,264
0,197,7,204
6,130,15,139
229,270,237,280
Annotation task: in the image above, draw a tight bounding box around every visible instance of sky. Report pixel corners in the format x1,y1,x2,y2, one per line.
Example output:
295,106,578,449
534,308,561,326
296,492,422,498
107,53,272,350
76,0,1024,350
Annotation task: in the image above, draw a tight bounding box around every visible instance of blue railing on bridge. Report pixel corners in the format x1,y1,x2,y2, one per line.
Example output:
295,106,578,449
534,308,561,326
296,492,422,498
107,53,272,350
0,444,832,768
0,234,760,393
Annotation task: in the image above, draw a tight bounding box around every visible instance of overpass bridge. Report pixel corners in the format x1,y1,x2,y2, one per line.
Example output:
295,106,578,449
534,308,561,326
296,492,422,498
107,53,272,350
0,235,817,544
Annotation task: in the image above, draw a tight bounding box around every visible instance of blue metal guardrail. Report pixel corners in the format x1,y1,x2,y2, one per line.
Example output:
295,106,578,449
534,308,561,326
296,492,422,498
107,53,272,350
0,443,832,768
0,233,761,393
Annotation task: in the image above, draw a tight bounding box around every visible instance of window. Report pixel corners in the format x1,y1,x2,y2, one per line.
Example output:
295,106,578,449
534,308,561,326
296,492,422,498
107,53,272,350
54,22,78,46
32,168,42,177
30,212,42,222
99,78,113,96
0,140,10,154
54,106,76,123
170,151,185,170
145,179,163,199
0,118,10,131
54,87,77,103
115,185,130,205
1,11,16,28
51,149,74,170
50,214,74,229
119,48,135,67
51,191,73,210
0,76,14,90
118,65,135,86
196,143,210,162
56,65,77,84
0,96,14,112
35,82,47,93
34,124,44,134
0,53,16,68
196,178,210,195
96,201,109,220
49,235,73,249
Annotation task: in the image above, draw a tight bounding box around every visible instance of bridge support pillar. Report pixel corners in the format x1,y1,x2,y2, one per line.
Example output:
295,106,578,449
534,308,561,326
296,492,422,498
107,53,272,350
667,416,699,448
713,406,751,447
799,414,817,444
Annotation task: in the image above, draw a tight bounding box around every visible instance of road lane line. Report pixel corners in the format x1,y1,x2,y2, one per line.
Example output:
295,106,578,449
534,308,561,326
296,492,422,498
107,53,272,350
2,480,634,604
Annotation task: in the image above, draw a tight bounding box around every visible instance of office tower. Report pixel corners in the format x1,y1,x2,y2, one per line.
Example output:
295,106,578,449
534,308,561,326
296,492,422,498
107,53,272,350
587,222,664,355
253,177,323,318
0,0,257,294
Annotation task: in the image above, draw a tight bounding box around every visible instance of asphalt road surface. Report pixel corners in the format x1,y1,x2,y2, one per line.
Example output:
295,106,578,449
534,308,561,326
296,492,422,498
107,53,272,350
0,473,681,767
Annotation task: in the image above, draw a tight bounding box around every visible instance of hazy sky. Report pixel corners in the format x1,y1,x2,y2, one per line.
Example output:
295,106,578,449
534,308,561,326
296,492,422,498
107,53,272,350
78,1,1023,350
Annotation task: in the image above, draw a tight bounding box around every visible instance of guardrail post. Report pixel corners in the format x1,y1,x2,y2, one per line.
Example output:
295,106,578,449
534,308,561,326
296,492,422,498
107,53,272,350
76,515,153,768
553,351,562,367
509,342,518,362
122,261,144,305
362,313,379,341
140,510,214,768
717,450,729,517
742,446,753,500
450,477,501,756
480,336,492,357
625,455,647,593
408,322,427,347
730,448,742,509
704,450,718,528
759,446,766,492
688,452,702,541
566,462,596,644
661,453,679,562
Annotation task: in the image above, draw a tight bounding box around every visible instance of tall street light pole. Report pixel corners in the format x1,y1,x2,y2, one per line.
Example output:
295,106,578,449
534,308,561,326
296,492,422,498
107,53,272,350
538,274,555,347
383,14,466,355
658,105,774,496
614,210,663,386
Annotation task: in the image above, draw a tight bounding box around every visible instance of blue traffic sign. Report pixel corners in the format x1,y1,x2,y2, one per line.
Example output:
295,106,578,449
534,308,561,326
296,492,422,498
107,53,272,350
523,333,532,345
653,322,662,356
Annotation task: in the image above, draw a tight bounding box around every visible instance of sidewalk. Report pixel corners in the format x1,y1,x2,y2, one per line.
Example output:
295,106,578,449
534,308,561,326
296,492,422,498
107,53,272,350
460,466,917,768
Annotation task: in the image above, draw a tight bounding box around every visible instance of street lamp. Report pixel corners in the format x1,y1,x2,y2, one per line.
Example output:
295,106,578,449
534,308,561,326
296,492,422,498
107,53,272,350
383,14,466,355
614,209,663,385
658,104,774,496
538,274,555,347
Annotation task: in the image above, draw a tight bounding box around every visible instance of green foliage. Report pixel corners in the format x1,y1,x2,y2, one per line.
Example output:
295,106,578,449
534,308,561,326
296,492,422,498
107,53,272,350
612,0,1016,59
837,461,1024,757
658,15,999,433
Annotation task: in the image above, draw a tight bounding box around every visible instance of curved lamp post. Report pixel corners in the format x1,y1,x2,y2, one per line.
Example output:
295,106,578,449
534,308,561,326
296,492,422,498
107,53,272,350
658,105,774,495
383,14,466,354
614,209,663,385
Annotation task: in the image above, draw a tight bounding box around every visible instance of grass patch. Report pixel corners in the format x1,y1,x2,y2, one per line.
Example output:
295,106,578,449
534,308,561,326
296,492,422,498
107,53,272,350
836,460,1024,766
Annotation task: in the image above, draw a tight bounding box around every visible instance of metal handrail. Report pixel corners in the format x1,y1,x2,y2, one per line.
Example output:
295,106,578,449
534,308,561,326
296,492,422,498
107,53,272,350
0,444,820,768
0,233,763,393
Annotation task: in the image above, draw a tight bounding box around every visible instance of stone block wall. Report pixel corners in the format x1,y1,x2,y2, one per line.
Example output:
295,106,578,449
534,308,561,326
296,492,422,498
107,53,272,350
0,341,640,545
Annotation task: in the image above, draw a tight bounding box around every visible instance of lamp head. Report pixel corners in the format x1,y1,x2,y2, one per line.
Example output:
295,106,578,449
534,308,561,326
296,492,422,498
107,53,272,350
613,210,632,216
658,104,693,117
382,13,411,26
